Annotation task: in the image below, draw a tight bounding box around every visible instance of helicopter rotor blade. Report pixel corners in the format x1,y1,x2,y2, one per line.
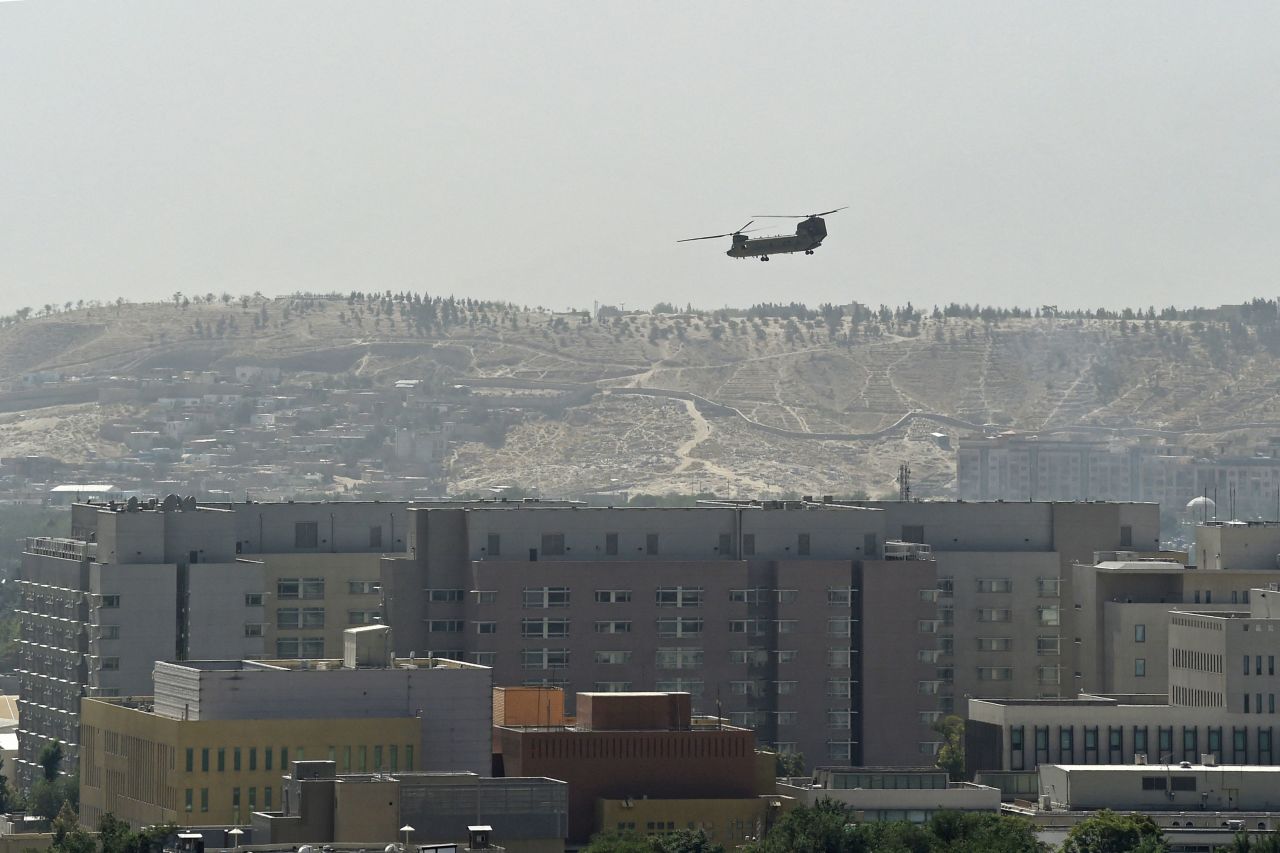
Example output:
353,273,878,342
677,220,760,242
752,206,848,218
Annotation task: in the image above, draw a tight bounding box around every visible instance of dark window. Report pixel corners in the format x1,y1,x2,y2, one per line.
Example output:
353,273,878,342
605,533,618,556
743,534,756,556
295,521,318,548
1183,727,1198,762
1171,777,1196,792
541,533,565,556
487,533,501,556
1059,726,1073,762
369,526,383,548
797,534,811,556
1084,727,1099,763
1234,728,1248,762
1011,726,1025,771
1133,727,1148,758
902,525,925,544
1120,525,1133,547
185,748,193,772
1142,777,1167,791
646,533,659,555
189,550,199,565
1261,728,1273,764
1109,727,1123,762
1035,726,1050,765
1158,727,1173,759
1208,728,1222,760
863,533,878,558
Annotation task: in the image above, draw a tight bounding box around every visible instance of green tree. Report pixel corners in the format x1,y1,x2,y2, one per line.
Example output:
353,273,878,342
775,751,807,778
50,802,94,853
39,740,64,781
1061,810,1168,853
746,799,861,853
932,715,966,781
582,830,660,853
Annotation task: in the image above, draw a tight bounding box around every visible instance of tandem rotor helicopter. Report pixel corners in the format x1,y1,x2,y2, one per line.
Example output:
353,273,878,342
678,206,847,261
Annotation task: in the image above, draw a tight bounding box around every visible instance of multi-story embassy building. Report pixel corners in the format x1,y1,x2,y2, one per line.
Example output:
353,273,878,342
16,497,415,787
381,499,1158,767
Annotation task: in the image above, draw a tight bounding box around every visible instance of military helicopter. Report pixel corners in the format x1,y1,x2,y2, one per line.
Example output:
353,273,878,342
678,206,847,261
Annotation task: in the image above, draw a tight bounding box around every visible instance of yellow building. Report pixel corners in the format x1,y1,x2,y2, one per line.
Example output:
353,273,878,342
80,698,421,829
251,552,386,660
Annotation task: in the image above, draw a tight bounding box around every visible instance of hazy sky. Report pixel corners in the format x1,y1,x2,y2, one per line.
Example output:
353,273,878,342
3,2,1280,317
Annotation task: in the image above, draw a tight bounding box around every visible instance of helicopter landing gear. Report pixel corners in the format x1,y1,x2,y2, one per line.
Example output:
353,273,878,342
804,249,814,255
759,255,770,262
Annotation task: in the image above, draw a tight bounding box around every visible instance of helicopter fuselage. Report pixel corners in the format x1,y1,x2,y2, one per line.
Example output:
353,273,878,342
727,215,827,258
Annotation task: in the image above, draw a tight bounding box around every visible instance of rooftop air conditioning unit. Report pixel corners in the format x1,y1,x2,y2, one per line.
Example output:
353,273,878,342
1038,794,1051,811
1202,753,1217,766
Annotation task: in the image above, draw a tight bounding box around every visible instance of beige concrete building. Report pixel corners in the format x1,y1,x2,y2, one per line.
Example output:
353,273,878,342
251,762,567,853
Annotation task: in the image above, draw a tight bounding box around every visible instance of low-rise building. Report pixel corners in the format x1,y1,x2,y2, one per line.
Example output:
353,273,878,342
80,627,492,828
494,691,774,844
778,767,1000,824
252,761,566,853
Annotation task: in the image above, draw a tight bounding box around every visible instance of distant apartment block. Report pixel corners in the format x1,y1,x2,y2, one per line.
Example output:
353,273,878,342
958,435,1280,518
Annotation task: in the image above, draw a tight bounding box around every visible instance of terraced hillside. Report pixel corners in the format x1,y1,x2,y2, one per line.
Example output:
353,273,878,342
2,296,1278,498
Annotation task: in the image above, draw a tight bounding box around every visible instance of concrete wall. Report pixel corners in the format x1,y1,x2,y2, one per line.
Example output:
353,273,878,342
188,561,265,660
1040,763,1280,811
89,562,178,696
226,501,412,555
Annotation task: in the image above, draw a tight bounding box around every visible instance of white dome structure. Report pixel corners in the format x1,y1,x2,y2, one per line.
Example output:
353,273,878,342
1186,496,1216,512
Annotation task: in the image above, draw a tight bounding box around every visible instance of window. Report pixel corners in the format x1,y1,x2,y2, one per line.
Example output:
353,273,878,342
1059,727,1074,761
775,711,799,726
523,587,571,608
1037,605,1060,626
827,619,852,637
277,607,301,628
595,589,631,604
718,533,732,554
731,649,767,665
1037,665,1061,685
486,533,501,556
978,667,1013,681
656,617,703,638
729,619,764,635
470,652,496,666
99,656,120,671
1134,727,1148,757
540,533,565,556
234,747,242,771
595,650,632,665
428,620,464,633
1246,655,1252,676
1135,658,1147,678
301,578,324,599
294,521,318,548
218,748,226,772
348,580,380,595
245,593,263,607
185,748,194,772
475,622,497,634
829,710,851,729
244,623,264,637
366,524,383,548
646,533,659,555
976,578,1013,593
594,620,631,634
522,618,570,638
938,577,954,596
428,589,463,602
827,678,852,697
656,587,703,607
797,534,811,556
1135,624,1146,643
301,607,324,628
249,748,257,771
1120,525,1133,547
655,679,704,696
100,594,120,608
202,748,210,772
522,648,570,669
978,609,1012,623
474,590,496,604
185,788,193,813
776,649,798,664
594,681,633,692
742,534,756,556
300,638,323,657
777,589,799,604
605,533,618,555
730,589,759,604
1141,776,1167,791
777,619,798,634
1036,636,1060,655
978,637,1013,652
200,789,208,813
775,680,798,695
827,588,852,606
1036,577,1060,597
655,647,703,669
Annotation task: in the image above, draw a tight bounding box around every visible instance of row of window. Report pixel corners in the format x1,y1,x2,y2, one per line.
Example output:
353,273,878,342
435,617,858,637
932,636,1062,654
938,577,1060,597
1009,724,1275,770
447,587,857,607
510,647,853,668
274,608,383,629
479,532,820,557
185,743,414,775
730,710,853,729
184,785,271,814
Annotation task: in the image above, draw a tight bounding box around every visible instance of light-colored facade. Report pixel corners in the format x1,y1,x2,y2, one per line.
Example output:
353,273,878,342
79,634,491,829
1039,763,1280,812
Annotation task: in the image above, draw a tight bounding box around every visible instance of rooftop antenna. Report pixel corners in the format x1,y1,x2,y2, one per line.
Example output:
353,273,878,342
897,463,911,502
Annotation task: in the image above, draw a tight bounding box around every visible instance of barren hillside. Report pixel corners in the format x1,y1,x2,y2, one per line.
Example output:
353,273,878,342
2,296,1278,498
